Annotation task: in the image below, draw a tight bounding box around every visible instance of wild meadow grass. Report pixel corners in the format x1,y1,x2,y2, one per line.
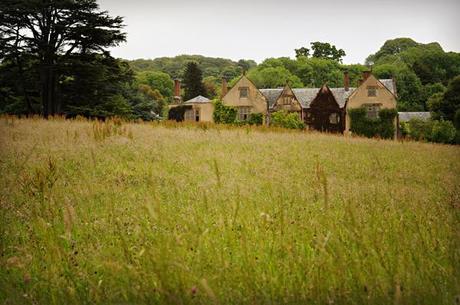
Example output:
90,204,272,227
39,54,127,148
0,116,459,304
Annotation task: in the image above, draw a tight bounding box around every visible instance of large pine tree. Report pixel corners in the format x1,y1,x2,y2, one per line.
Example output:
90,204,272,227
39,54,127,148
182,62,207,101
0,0,126,117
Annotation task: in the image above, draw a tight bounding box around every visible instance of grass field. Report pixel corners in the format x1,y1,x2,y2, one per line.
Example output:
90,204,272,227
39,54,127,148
0,116,459,305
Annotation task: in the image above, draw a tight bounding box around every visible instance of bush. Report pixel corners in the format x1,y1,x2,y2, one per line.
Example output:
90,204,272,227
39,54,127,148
403,118,434,141
213,100,237,124
248,112,264,125
403,118,456,144
270,111,305,129
348,107,397,139
430,120,456,144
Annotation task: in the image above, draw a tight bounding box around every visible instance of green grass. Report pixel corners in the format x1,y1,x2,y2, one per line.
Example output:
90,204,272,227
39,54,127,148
0,116,459,304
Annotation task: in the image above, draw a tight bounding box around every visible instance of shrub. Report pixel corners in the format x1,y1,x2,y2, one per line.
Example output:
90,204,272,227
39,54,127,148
213,100,237,124
404,118,434,141
270,111,305,129
430,120,456,144
248,113,264,125
348,107,397,139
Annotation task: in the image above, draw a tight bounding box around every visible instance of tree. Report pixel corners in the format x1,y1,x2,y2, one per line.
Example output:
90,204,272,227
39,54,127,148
310,42,346,62
295,47,310,59
247,66,303,88
136,71,174,98
0,0,126,117
438,76,460,122
182,62,207,101
366,38,419,65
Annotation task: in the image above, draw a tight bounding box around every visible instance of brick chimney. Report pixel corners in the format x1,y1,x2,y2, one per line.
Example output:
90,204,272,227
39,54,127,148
174,79,181,97
362,70,371,81
344,71,350,91
221,77,228,98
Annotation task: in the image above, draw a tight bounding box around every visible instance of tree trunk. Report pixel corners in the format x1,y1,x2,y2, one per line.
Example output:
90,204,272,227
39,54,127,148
41,56,57,118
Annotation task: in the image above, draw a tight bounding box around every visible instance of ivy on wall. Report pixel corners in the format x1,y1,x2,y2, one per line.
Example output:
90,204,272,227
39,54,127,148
213,100,237,124
168,105,192,122
348,107,398,139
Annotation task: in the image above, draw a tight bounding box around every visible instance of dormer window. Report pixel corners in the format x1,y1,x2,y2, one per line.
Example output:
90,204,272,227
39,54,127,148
239,87,249,98
367,86,377,97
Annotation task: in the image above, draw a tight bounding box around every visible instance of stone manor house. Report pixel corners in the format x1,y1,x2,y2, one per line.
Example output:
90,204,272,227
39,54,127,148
169,71,420,137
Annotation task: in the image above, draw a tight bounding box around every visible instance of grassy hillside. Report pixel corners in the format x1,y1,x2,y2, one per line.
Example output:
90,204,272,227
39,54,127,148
0,117,459,304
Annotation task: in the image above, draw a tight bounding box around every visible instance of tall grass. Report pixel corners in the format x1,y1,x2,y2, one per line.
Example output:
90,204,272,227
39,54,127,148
0,117,459,304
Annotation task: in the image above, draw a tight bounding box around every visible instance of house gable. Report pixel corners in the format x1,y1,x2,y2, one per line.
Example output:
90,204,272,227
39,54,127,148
272,84,302,112
222,75,267,114
346,74,397,110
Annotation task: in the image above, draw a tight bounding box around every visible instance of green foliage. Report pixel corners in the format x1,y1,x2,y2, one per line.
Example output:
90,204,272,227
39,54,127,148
401,119,434,141
348,108,397,139
182,62,207,101
0,0,126,117
128,55,247,79
247,66,303,88
366,38,419,64
403,118,457,144
270,110,305,129
438,76,460,122
213,100,237,124
310,42,346,62
431,120,457,144
136,71,174,98
295,47,310,58
247,112,264,125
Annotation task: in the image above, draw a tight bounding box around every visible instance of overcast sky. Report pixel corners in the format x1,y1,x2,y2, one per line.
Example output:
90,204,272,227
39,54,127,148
98,0,460,64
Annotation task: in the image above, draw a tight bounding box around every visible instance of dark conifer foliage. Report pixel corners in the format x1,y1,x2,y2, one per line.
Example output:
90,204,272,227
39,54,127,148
0,0,126,117
182,62,207,101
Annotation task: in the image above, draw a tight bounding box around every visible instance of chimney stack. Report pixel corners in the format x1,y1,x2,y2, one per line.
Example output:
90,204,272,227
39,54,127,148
221,77,228,98
362,70,371,81
344,71,350,91
174,79,181,97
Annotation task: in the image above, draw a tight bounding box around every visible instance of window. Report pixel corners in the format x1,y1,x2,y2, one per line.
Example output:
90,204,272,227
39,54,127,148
195,109,200,122
329,113,340,124
367,86,377,97
364,103,381,119
283,96,291,105
184,109,194,121
238,107,251,121
239,87,249,98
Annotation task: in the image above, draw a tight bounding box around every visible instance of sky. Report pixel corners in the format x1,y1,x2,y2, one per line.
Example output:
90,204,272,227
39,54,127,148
98,0,460,64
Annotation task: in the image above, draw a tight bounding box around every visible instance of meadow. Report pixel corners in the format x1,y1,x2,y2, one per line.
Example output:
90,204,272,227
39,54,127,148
0,116,459,305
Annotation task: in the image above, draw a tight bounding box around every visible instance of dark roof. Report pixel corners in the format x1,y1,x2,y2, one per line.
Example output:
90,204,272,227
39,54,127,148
292,88,322,108
380,79,396,95
259,89,283,108
398,112,431,122
182,95,211,104
330,88,356,108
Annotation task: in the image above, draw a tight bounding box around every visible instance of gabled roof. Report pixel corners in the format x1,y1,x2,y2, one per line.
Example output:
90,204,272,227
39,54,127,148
398,112,431,122
292,88,321,108
259,89,283,108
182,95,211,104
380,79,396,95
329,88,356,108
